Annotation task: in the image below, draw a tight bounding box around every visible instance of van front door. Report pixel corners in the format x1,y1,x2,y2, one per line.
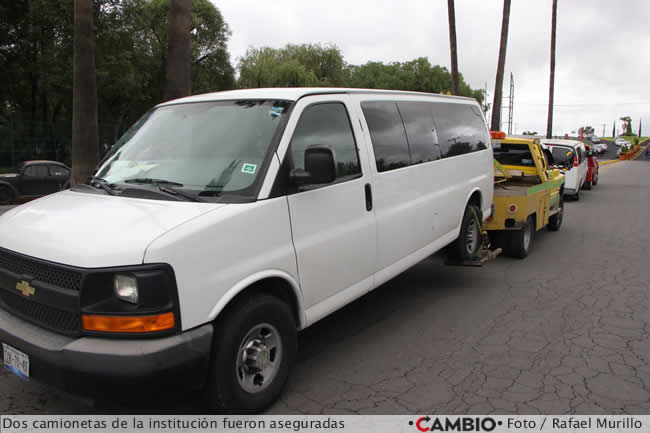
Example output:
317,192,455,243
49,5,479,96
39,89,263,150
277,95,376,324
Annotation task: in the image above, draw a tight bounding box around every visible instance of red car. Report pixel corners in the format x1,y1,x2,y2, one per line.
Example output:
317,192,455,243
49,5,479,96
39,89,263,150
583,144,599,189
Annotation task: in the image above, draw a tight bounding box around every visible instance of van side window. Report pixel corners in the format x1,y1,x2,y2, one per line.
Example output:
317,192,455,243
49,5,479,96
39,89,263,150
361,101,410,172
396,102,442,164
289,102,361,180
432,103,489,158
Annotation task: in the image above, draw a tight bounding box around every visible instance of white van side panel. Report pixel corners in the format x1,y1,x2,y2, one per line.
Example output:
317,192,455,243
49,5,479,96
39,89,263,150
143,198,300,331
351,94,493,274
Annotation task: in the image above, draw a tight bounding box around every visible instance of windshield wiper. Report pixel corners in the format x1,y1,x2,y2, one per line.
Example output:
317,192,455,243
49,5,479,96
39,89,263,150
123,178,205,202
86,176,117,196
124,178,184,187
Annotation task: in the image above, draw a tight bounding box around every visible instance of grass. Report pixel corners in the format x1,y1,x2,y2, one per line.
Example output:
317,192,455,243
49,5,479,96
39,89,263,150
0,167,15,174
600,136,648,142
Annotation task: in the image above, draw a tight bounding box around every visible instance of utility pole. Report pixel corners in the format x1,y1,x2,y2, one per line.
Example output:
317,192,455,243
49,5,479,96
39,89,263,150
546,0,558,139
601,123,606,138
506,72,514,135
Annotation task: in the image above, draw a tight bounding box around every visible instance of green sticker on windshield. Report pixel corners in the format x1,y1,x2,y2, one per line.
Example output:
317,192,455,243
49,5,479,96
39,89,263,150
241,163,257,174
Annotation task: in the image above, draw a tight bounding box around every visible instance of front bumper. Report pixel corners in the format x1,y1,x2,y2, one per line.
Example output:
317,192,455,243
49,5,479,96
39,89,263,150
0,308,213,398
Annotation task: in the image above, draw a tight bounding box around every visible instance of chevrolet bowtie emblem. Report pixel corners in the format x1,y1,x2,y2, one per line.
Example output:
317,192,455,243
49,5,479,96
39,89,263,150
16,281,35,297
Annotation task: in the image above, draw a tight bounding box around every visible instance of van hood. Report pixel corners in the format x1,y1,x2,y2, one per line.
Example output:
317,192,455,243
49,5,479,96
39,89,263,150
0,190,226,268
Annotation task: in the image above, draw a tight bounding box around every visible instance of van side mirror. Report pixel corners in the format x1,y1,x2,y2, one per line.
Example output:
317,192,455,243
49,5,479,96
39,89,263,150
289,145,337,186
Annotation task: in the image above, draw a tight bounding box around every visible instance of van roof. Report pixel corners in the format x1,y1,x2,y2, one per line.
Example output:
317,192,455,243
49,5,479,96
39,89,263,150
158,87,475,107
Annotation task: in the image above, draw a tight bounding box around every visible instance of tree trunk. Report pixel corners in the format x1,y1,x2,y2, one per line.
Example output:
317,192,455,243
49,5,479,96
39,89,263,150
72,0,99,186
164,0,192,101
546,0,558,139
447,0,459,95
490,0,511,131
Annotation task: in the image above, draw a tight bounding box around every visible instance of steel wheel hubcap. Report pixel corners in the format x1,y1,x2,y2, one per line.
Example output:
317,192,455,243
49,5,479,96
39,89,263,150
236,323,282,394
466,219,479,255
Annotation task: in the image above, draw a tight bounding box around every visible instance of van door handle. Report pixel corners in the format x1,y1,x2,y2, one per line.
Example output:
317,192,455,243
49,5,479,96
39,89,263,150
364,183,373,211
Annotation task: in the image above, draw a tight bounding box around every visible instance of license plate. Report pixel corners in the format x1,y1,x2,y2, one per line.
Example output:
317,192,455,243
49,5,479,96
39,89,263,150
3,343,29,379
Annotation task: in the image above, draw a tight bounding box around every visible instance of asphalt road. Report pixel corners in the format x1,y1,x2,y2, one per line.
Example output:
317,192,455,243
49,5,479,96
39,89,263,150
1,160,650,414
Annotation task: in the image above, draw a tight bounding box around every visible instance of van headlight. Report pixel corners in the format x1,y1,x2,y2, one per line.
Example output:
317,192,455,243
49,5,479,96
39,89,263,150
114,274,139,304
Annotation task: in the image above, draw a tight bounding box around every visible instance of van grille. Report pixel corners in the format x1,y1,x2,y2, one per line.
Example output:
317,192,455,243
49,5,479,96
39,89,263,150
0,248,82,291
0,290,80,334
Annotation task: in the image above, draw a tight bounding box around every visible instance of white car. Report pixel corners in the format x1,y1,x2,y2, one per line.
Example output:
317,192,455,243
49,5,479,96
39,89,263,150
0,88,494,412
541,139,589,200
615,137,630,147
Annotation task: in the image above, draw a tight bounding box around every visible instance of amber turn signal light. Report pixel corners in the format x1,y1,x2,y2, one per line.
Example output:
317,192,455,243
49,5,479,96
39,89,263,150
82,312,175,333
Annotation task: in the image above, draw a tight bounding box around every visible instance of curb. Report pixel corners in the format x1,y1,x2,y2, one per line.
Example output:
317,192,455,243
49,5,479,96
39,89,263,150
600,159,619,166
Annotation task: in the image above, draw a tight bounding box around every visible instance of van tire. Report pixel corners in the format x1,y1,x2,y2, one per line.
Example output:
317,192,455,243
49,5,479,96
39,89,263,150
448,204,482,262
206,294,297,414
0,185,15,205
506,215,533,259
548,196,563,231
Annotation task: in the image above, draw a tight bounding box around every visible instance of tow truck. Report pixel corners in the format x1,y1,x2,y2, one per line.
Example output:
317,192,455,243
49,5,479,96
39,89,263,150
483,132,565,258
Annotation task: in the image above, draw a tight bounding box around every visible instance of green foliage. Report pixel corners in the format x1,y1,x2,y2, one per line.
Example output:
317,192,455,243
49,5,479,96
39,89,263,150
237,46,484,105
0,0,235,167
620,116,633,136
238,44,344,88
343,57,483,103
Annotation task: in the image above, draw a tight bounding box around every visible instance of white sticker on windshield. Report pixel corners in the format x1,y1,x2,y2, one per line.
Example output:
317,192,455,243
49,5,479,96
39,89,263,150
241,163,257,174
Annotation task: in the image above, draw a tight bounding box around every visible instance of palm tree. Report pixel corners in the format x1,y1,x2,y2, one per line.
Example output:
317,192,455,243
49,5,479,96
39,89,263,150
546,0,558,138
490,0,512,131
164,0,192,101
447,0,459,95
71,0,99,185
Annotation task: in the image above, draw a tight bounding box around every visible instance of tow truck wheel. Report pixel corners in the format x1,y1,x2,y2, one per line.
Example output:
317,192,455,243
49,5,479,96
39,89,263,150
507,215,533,259
583,180,592,190
548,196,563,231
448,204,481,262
206,294,297,414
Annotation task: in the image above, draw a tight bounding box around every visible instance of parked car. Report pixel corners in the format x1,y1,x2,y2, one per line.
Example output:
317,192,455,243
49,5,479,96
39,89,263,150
583,144,599,189
590,135,601,144
0,160,71,205
540,139,588,200
596,142,608,154
615,137,630,147
0,88,494,413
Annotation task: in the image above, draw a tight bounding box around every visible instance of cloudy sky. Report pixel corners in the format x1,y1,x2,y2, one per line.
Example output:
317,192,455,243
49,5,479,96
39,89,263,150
216,0,650,137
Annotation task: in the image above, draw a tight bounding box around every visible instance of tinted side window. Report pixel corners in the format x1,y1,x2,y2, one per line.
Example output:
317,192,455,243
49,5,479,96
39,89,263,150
289,103,361,180
396,102,442,164
361,102,410,172
50,166,70,176
432,103,489,158
24,165,48,177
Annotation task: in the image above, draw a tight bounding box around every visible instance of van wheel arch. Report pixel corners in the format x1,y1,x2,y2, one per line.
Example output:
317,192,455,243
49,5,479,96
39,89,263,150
214,277,302,331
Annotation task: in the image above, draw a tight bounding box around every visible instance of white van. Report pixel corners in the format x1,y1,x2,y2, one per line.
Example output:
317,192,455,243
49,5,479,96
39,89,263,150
540,138,588,200
0,88,493,412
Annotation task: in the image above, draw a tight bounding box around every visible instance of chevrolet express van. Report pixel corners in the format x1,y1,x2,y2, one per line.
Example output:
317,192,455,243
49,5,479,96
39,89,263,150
0,88,493,412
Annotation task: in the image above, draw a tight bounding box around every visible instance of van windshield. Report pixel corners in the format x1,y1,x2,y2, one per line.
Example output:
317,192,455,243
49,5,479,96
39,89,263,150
94,100,291,200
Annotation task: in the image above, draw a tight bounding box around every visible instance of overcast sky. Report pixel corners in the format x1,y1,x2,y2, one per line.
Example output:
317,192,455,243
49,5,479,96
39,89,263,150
216,0,650,137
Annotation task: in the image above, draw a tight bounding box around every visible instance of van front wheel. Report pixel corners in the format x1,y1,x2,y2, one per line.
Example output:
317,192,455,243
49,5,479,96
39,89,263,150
206,294,297,413
448,204,481,262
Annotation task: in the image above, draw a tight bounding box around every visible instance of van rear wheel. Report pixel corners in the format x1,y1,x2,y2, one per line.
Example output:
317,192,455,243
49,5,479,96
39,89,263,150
206,294,297,413
448,204,481,262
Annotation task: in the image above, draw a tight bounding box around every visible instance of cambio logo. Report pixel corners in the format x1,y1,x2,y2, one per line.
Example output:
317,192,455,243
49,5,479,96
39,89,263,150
409,416,501,432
